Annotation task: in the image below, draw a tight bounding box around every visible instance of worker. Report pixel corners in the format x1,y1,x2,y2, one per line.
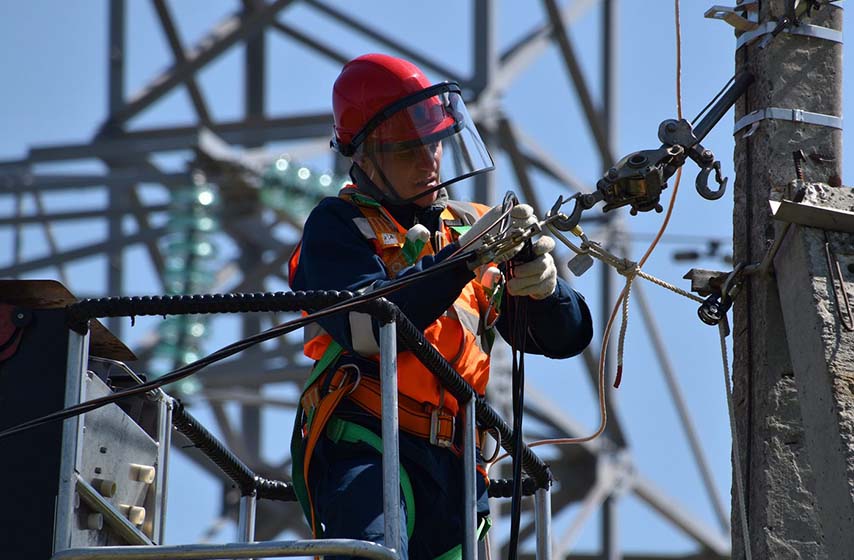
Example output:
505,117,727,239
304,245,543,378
289,53,593,560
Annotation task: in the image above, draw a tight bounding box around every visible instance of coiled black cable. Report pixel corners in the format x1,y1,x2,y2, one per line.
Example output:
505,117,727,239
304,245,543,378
172,400,297,500
172,400,257,495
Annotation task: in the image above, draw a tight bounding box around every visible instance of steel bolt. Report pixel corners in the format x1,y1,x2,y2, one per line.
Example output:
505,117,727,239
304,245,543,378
665,122,677,133
606,168,618,180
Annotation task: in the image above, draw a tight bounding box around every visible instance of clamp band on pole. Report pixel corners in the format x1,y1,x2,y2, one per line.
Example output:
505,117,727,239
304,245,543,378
736,21,843,50
734,107,843,135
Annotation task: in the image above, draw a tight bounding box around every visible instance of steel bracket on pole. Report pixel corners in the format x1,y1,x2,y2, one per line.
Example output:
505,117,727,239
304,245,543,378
683,268,731,297
704,4,759,32
770,198,854,234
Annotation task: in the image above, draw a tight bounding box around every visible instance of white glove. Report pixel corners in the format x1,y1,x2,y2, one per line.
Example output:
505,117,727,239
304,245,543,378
459,204,537,266
506,236,557,300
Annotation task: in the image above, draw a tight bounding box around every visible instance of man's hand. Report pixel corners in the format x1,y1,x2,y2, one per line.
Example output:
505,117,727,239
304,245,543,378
460,204,537,266
506,236,557,300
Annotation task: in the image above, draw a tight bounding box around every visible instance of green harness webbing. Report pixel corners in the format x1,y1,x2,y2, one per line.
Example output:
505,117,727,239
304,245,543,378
325,416,490,556
290,341,418,540
291,335,491,557
326,416,417,539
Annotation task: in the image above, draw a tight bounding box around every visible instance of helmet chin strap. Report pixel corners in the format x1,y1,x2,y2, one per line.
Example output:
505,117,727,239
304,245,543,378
350,162,393,204
349,160,410,206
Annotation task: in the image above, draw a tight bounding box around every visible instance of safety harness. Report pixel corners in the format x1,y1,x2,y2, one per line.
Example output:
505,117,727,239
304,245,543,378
289,189,497,549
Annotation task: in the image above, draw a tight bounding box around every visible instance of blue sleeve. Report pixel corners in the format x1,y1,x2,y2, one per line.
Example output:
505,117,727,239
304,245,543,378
496,277,593,359
291,198,475,354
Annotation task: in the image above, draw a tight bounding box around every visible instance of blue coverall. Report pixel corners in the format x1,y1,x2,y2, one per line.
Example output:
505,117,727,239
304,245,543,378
291,189,593,559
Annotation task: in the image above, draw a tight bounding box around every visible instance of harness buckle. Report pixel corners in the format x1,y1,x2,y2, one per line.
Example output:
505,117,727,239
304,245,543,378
302,365,361,414
429,407,455,448
328,364,362,395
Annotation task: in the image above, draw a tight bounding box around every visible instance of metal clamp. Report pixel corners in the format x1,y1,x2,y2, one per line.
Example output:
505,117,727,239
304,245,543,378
736,21,842,49
734,107,843,135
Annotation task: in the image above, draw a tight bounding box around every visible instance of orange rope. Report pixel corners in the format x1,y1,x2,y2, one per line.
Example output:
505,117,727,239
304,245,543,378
488,0,687,466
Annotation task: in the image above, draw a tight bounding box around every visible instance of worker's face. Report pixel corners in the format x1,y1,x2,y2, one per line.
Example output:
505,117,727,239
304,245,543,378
360,141,444,207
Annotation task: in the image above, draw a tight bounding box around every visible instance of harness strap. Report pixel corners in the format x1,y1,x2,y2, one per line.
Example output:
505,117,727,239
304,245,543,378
291,342,346,536
326,416,417,540
301,341,344,426
321,372,456,448
304,340,344,391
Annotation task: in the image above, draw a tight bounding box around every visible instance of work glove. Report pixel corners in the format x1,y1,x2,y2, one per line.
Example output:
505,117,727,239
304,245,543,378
506,236,558,300
459,204,537,267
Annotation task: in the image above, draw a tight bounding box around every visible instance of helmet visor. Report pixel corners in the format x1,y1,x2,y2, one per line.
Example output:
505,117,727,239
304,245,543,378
355,83,494,204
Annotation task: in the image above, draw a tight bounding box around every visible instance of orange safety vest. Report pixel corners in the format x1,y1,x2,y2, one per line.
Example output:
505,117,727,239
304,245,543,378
289,186,497,418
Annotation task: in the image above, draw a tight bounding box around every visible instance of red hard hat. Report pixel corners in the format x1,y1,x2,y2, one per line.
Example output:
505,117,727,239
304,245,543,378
331,54,453,155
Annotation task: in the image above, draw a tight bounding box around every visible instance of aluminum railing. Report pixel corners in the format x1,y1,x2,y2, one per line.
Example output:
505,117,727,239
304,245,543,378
56,290,554,559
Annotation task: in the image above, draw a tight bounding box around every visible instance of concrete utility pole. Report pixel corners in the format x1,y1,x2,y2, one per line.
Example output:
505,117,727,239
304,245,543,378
732,1,844,558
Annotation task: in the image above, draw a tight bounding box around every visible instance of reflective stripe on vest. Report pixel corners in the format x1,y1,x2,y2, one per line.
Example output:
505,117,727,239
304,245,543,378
302,186,494,416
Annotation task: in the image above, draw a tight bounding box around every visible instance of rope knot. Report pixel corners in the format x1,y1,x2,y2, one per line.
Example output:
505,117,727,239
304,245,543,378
615,258,639,278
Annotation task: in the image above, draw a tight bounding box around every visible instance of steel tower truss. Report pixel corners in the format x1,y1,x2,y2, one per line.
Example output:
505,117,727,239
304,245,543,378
0,1,730,557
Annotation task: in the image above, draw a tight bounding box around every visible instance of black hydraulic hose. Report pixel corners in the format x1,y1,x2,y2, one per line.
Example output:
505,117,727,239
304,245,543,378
171,400,297,501
255,478,297,502
172,400,257,495
66,291,357,331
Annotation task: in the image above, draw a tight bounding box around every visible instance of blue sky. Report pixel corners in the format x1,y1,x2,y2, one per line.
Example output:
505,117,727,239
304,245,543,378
1,1,850,556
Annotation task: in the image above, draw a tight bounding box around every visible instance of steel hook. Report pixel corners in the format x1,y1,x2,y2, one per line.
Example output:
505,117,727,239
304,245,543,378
695,161,728,200
548,193,586,232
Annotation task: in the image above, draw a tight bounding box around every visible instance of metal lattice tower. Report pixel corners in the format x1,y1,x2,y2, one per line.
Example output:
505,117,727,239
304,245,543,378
0,1,731,557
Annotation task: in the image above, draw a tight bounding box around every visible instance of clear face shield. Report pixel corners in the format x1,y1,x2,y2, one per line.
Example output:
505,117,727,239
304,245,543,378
349,82,494,205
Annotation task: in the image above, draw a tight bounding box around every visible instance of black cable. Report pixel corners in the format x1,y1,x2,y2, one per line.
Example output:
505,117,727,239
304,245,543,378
0,195,555,493
691,74,736,125
507,254,529,560
0,248,479,442
498,188,531,560
511,299,529,560
0,310,312,441
15,191,517,443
